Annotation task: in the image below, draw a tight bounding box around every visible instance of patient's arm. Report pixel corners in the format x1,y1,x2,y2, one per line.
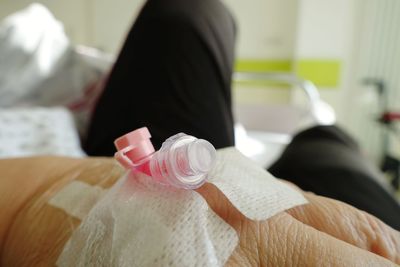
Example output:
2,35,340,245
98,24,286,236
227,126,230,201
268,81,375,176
0,157,399,266
0,157,123,266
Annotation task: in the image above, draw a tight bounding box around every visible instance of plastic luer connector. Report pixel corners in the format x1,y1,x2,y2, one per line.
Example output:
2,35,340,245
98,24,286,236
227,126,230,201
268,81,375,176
114,128,216,189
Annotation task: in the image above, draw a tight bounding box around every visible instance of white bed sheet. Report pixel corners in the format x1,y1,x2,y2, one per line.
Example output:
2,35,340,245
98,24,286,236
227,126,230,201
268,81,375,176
0,107,85,158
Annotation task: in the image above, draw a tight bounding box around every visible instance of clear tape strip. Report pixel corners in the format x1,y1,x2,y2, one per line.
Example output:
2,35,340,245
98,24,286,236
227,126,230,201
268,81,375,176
48,180,106,220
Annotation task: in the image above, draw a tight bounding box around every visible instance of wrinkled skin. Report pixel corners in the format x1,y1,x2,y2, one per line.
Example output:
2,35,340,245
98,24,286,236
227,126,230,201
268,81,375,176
0,157,399,266
198,183,400,266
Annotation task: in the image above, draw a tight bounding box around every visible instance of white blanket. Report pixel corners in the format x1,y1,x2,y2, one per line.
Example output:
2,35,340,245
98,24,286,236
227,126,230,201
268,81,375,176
0,107,84,158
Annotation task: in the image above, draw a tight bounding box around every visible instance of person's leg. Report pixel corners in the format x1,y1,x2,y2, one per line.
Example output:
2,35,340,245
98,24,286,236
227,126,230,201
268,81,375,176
84,0,236,155
269,125,400,230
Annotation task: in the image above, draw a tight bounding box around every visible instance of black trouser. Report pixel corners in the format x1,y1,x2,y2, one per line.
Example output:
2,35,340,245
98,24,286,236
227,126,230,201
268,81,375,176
269,126,400,230
84,0,400,230
84,0,236,154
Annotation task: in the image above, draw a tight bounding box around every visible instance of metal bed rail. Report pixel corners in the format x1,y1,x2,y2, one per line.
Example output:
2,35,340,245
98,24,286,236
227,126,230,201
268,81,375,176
233,71,321,107
233,71,336,126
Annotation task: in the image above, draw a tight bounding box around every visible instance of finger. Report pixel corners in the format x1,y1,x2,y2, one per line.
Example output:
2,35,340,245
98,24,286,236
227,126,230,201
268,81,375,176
196,182,246,229
256,212,397,266
287,192,400,264
197,183,397,266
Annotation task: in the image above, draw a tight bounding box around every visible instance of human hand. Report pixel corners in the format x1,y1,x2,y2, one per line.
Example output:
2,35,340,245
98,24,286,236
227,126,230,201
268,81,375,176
197,182,400,266
1,157,399,266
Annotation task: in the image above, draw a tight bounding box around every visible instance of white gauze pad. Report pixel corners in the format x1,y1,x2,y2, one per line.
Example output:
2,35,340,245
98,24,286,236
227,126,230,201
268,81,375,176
208,147,307,220
57,174,238,267
56,147,307,266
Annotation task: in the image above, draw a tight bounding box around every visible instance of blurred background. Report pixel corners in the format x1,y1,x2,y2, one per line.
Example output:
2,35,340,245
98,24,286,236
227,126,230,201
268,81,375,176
0,0,399,193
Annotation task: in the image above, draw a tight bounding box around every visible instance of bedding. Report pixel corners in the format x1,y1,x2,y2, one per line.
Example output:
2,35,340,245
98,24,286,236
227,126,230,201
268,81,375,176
0,4,108,160
0,107,84,158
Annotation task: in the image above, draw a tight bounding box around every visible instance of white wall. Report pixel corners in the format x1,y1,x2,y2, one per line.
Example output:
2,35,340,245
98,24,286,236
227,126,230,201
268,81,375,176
294,0,360,125
0,0,299,57
223,0,298,59
295,0,353,59
88,0,145,53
